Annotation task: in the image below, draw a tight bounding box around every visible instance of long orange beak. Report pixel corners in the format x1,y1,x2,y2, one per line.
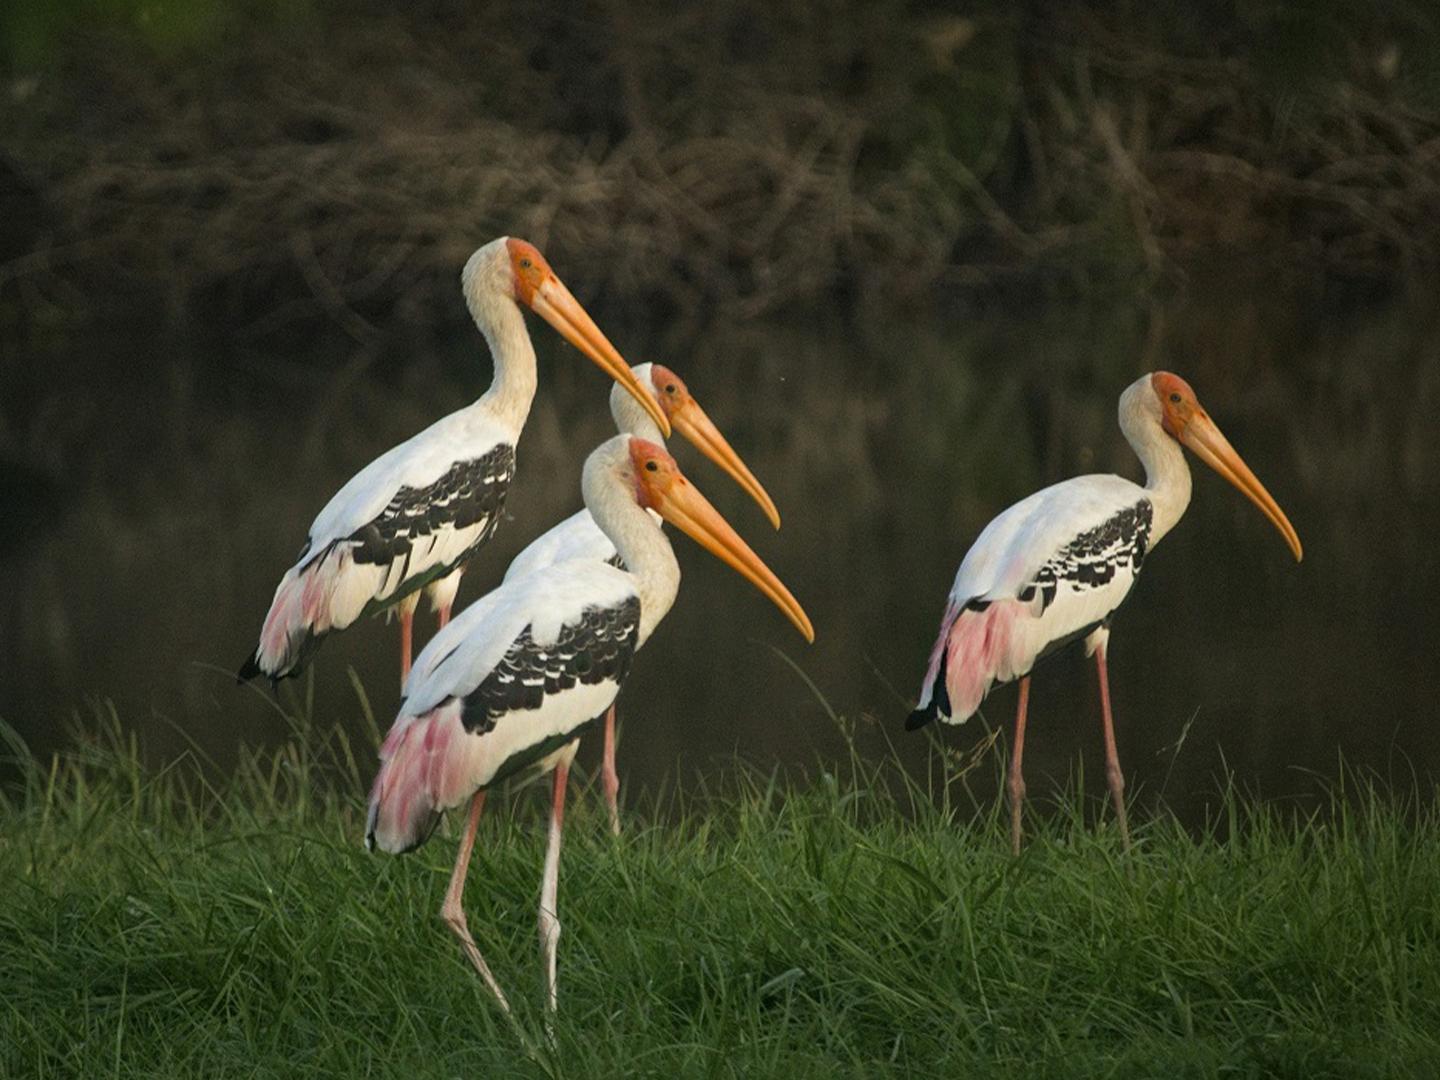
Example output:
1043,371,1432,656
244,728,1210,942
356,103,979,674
1181,413,1303,561
669,398,781,529
646,470,813,642
529,277,671,438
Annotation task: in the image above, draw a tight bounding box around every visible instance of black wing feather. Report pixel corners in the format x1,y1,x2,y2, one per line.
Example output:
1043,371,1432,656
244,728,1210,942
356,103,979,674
349,444,516,571
1028,500,1153,610
461,596,641,736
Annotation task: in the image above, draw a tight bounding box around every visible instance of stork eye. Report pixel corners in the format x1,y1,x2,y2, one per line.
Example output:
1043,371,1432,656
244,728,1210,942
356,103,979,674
665,384,677,394
1169,392,1182,404
645,461,658,472
520,257,533,269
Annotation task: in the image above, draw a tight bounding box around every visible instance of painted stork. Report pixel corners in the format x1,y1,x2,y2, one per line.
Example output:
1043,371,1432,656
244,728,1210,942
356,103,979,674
365,435,813,1015
502,362,780,834
906,372,1302,855
237,237,668,687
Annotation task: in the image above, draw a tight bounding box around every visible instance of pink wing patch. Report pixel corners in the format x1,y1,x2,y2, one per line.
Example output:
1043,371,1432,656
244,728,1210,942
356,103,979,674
918,598,961,708
366,701,470,854
942,599,1023,723
255,557,338,677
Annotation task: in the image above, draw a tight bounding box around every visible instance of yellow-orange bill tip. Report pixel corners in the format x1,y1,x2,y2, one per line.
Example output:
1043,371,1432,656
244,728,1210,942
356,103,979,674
669,401,782,529
645,472,813,642
1182,415,1303,562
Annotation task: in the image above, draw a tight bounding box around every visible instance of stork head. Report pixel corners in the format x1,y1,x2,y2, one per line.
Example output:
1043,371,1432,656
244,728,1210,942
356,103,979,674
627,437,813,642
610,363,782,529
1148,371,1303,561
459,237,670,437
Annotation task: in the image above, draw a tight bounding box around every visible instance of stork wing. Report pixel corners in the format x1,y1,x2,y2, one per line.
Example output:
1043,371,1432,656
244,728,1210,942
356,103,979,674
401,559,638,718
948,473,1147,607
503,506,664,583
300,411,514,567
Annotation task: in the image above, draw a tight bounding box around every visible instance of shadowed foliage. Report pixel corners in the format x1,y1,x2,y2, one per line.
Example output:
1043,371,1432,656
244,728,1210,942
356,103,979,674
3,0,1438,340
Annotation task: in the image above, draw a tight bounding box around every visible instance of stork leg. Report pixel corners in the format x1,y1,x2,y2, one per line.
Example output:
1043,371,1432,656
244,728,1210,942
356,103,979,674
440,791,511,1013
539,761,569,1015
1093,643,1132,852
1008,676,1031,857
601,705,621,836
399,606,415,687
436,566,462,631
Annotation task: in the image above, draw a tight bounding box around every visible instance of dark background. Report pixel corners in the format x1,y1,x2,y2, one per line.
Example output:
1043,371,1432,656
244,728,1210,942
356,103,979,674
2,1,1438,822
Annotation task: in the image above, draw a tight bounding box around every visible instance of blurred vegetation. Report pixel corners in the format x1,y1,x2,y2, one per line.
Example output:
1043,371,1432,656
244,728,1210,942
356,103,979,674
4,711,1439,1075
3,3,1438,794
2,0,1438,345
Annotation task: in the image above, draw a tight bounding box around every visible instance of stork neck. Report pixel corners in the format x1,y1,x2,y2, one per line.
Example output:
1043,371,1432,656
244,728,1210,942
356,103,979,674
624,413,666,445
1125,411,1192,548
609,374,666,444
589,487,680,646
472,294,538,435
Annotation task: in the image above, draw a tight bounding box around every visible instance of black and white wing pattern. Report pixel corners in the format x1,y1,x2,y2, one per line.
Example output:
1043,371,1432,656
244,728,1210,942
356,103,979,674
457,596,639,786
366,561,640,853
1020,499,1153,657
462,598,640,734
344,444,516,614
913,474,1155,725
244,409,518,681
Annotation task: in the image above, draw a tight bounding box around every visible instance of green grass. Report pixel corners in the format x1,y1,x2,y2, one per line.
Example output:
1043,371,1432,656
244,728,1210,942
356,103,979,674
2,710,1438,1079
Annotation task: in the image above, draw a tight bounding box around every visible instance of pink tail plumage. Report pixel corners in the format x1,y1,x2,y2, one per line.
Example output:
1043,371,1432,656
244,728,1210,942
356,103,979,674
365,702,471,854
239,557,340,683
908,599,1025,729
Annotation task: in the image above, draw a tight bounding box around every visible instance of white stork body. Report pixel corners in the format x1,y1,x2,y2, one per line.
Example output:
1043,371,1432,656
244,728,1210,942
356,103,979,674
368,552,670,859
502,506,635,583
909,372,1302,854
246,402,521,683
366,435,811,1015
910,471,1176,727
499,363,779,833
239,238,667,685
372,559,643,831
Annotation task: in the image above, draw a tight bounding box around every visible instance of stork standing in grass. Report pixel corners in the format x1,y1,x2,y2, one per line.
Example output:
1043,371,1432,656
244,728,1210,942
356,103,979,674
907,372,1302,855
366,435,813,1015
238,237,668,687
501,363,780,834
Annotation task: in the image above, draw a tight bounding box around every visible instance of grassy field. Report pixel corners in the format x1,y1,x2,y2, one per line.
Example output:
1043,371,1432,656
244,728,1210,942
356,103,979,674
2,711,1438,1079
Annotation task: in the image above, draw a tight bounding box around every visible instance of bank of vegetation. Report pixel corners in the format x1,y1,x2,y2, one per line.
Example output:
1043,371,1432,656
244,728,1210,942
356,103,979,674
2,712,1438,1076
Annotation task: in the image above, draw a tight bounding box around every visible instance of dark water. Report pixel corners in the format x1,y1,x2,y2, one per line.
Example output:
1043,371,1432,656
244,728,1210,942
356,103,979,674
3,287,1438,824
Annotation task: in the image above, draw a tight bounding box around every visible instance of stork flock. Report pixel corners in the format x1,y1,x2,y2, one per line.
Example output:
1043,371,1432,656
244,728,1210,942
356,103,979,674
240,236,1301,1019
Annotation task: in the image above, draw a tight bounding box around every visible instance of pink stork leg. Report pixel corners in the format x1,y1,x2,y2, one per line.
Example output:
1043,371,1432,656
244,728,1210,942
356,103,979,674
1008,676,1031,857
399,606,415,687
538,762,570,1014
601,705,621,836
440,791,511,1012
1093,643,1132,852
435,566,462,631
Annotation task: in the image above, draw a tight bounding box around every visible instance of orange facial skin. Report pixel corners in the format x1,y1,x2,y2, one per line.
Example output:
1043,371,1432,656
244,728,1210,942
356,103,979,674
505,238,670,437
